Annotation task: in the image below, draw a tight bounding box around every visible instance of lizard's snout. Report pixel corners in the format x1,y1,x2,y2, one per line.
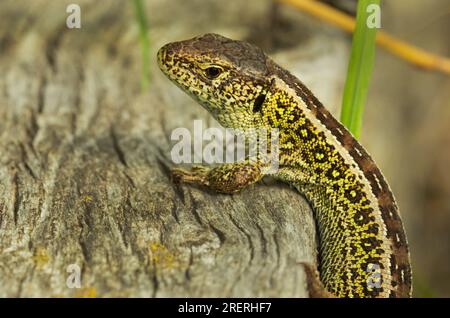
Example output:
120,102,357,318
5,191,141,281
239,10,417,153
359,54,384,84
157,45,168,69
157,41,184,74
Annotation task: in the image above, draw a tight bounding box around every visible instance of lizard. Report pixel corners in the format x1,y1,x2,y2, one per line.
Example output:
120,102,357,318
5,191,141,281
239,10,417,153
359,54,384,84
157,33,412,298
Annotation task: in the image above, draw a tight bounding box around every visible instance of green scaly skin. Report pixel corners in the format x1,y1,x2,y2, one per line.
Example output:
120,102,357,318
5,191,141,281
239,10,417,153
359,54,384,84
157,33,412,298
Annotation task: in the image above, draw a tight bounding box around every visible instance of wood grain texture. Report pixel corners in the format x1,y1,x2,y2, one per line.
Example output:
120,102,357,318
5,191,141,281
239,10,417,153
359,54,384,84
0,0,347,297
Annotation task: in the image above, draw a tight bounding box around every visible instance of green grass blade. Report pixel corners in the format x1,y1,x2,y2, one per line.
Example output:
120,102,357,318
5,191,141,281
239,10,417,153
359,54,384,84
340,0,380,139
132,0,150,91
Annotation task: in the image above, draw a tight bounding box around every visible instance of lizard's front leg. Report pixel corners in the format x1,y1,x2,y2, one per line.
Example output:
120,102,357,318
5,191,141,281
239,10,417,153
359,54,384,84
172,161,264,194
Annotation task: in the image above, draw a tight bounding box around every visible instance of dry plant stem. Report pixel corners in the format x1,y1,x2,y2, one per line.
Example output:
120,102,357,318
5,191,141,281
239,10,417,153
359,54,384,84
277,0,450,74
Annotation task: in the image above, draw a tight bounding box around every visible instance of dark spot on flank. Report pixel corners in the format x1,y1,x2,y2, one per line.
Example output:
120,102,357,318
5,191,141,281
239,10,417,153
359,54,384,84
366,222,379,235
253,94,266,113
353,210,369,226
361,237,382,251
376,248,385,255
315,167,323,175
325,167,341,180
344,187,364,203
276,98,285,108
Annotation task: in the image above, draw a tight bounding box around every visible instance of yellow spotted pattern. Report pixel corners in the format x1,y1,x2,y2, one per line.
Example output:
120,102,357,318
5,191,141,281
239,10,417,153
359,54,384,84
263,90,386,297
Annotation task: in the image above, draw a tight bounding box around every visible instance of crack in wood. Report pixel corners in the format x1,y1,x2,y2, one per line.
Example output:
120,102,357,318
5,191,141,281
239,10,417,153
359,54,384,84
11,170,20,226
109,127,128,168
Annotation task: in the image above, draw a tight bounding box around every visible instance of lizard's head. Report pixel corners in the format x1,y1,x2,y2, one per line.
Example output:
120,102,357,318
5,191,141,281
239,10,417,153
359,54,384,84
157,33,272,128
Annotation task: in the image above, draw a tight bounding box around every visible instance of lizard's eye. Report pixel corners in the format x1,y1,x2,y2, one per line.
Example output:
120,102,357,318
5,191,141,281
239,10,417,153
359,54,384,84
205,67,222,79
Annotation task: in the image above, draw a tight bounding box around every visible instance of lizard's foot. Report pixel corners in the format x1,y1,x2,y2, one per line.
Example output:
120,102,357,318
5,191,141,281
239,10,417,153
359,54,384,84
299,262,335,298
190,165,211,173
170,162,264,194
171,167,210,186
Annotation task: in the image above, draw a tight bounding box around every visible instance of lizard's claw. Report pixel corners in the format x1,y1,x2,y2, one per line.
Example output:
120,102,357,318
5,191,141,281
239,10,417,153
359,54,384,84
170,168,192,184
171,167,209,185
190,165,210,173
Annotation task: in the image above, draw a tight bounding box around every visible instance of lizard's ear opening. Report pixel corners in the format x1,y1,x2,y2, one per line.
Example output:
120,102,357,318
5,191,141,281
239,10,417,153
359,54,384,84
253,94,266,113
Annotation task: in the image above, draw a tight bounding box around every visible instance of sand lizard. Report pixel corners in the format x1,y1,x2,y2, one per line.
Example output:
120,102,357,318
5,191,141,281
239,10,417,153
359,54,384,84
157,33,412,298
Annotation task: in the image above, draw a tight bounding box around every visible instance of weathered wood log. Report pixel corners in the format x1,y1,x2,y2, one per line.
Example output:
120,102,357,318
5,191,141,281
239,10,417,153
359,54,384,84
0,0,348,297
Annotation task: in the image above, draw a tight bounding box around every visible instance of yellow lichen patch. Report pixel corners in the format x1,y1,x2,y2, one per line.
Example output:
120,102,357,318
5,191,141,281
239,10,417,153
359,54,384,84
81,194,93,203
148,242,179,269
74,287,97,298
32,247,50,269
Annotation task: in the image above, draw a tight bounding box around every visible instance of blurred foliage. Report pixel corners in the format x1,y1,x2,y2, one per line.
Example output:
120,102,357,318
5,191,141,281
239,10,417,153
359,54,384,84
132,0,150,90
340,0,379,138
